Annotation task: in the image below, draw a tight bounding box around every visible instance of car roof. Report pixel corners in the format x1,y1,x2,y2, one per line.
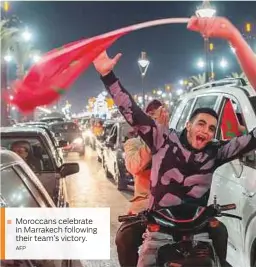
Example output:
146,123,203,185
49,121,76,126
15,122,48,126
181,79,256,101
0,149,24,167
1,126,47,135
40,116,65,121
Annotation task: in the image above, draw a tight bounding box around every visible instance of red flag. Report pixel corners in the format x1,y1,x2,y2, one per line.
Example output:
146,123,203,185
7,31,129,113
6,17,189,113
220,99,241,140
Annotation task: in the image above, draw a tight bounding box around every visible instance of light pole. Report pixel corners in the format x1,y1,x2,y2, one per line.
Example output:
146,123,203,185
196,0,216,82
138,51,150,108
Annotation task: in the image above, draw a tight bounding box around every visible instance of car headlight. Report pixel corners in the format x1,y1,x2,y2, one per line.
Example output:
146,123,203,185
73,137,83,144
83,129,93,137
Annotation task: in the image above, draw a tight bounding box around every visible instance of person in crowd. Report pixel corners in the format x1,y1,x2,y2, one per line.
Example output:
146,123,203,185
11,140,42,172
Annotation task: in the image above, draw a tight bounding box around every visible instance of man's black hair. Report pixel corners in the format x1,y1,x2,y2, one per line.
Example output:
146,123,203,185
145,99,163,113
189,108,219,121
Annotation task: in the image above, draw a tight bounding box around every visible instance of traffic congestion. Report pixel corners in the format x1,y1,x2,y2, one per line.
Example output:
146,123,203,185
1,1,256,267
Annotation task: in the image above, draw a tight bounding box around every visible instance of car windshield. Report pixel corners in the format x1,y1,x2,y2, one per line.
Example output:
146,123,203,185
1,137,54,172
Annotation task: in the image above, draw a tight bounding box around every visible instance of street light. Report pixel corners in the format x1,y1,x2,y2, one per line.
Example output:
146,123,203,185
176,89,184,96
22,28,32,41
220,58,228,68
4,54,12,62
196,0,216,82
197,58,205,69
32,54,41,63
138,51,150,108
157,90,162,96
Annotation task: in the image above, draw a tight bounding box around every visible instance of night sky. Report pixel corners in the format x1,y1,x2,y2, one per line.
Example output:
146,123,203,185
10,1,256,112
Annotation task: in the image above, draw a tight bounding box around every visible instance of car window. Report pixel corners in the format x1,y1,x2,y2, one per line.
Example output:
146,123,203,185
51,122,80,133
191,95,218,113
0,167,40,207
1,137,54,172
176,98,195,132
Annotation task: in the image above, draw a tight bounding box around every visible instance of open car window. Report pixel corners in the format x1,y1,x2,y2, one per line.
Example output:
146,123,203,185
1,137,54,172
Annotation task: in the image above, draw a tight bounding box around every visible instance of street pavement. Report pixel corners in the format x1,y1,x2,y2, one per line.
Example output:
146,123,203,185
65,147,132,267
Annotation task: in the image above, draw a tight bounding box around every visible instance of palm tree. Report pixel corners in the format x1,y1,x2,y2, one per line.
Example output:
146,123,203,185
189,73,206,87
0,19,19,126
12,40,39,79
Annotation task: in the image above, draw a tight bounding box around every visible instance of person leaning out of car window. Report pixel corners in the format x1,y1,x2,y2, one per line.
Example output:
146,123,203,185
11,140,42,173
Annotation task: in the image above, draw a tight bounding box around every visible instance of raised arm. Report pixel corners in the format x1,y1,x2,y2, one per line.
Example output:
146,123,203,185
216,127,256,166
188,16,256,89
124,137,152,175
93,51,166,151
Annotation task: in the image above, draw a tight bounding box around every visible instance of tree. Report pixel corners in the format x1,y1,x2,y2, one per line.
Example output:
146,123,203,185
189,73,206,87
229,72,249,84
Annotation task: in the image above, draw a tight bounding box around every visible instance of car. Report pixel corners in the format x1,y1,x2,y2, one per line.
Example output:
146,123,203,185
169,77,256,267
40,116,65,124
102,120,135,190
49,121,85,156
95,120,115,162
0,149,80,267
1,126,79,206
14,122,67,164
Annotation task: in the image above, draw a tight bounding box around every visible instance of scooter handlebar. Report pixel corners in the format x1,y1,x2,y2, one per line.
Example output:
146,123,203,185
118,214,139,222
219,204,236,211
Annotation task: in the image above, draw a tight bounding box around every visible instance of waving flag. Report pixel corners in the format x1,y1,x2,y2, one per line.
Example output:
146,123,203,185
220,99,241,140
7,18,189,113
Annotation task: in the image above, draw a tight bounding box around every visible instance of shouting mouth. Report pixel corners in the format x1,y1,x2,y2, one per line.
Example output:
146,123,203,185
195,135,207,146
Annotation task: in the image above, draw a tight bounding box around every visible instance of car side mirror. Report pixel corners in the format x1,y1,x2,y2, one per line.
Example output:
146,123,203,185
60,163,79,177
58,140,68,148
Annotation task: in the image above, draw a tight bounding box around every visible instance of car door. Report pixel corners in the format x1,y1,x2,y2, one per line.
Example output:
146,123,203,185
210,92,256,266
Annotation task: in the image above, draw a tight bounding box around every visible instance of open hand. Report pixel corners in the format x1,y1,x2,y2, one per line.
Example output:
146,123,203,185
187,16,238,42
93,50,122,76
154,106,169,126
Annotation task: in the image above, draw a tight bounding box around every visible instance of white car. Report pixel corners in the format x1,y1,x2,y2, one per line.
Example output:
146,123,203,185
0,149,82,267
169,78,256,267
